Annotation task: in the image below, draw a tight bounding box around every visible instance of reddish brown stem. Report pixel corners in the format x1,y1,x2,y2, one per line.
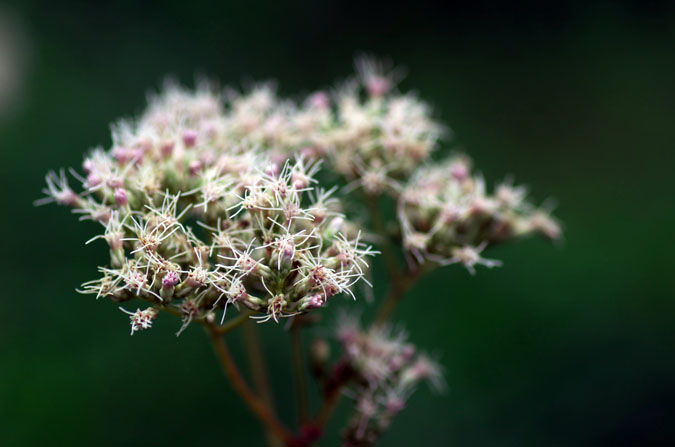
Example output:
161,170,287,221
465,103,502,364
371,265,424,327
242,321,282,447
206,325,299,446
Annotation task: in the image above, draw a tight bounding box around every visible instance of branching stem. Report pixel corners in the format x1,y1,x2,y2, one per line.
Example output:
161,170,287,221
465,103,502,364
290,325,309,425
242,321,282,447
205,325,298,446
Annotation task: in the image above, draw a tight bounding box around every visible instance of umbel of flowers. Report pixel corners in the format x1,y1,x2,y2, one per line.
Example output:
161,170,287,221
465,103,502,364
38,57,560,447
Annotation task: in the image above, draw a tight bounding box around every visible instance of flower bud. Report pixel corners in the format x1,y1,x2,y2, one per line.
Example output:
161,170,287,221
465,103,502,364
82,159,94,174
265,163,278,177
162,271,180,289
307,91,330,109
113,187,128,206
160,140,174,158
188,160,202,176
366,76,391,97
299,293,324,311
450,160,469,182
112,147,132,164
182,129,198,148
86,173,101,189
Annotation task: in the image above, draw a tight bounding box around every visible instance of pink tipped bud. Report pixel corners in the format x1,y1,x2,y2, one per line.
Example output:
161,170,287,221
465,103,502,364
384,396,405,415
182,129,198,148
106,177,124,189
188,160,202,176
112,147,132,164
86,173,101,189
131,148,145,164
82,159,94,174
125,308,158,335
56,189,78,206
162,271,180,290
300,293,325,311
450,161,469,182
308,91,330,109
106,232,124,251
300,146,318,159
265,163,278,177
160,141,175,158
292,171,309,189
275,236,295,269
401,344,416,361
92,207,112,224
113,188,128,206
366,77,391,97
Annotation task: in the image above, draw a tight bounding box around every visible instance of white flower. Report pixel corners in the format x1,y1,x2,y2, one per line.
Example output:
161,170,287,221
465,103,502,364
120,307,158,335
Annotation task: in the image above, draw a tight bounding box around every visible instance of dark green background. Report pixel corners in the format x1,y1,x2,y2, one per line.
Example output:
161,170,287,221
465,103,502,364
2,1,674,445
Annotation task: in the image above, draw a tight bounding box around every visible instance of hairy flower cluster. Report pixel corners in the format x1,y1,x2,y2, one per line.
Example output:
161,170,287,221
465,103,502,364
336,315,443,446
38,58,562,446
398,154,561,273
186,57,445,195
325,58,445,194
38,79,377,334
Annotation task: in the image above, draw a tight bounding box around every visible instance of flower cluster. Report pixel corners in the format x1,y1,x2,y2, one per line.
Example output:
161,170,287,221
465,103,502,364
326,57,445,194
398,154,561,273
39,80,377,334
334,314,443,446
38,57,561,446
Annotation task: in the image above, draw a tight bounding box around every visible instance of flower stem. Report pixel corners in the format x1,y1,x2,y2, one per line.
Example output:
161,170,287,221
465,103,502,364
218,309,255,334
372,264,427,327
242,321,283,447
363,193,400,281
205,325,297,446
290,324,309,425
314,359,354,428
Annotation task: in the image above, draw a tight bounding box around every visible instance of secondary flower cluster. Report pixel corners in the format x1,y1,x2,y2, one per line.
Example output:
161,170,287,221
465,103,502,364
325,58,444,194
398,154,561,273
335,315,443,446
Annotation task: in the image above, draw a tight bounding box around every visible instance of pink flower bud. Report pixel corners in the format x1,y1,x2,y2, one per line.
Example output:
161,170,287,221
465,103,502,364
160,141,175,158
86,173,101,189
292,171,309,189
112,147,132,164
300,146,318,159
265,163,278,177
300,293,324,311
308,91,330,109
56,189,78,206
106,232,123,251
366,76,391,97
188,160,202,176
92,207,112,224
450,161,469,182
107,177,124,189
182,129,198,148
82,159,94,174
131,147,145,164
384,396,405,415
401,344,416,361
114,188,128,206
162,272,180,289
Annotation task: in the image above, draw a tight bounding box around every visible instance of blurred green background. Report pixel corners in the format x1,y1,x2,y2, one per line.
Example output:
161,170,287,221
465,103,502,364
1,1,674,445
